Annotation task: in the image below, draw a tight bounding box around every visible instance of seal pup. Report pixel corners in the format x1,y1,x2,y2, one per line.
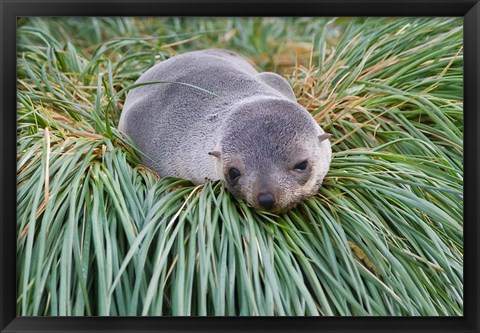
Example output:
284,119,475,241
119,49,332,212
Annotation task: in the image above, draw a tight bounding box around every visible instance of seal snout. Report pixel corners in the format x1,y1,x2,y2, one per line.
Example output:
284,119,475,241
258,192,276,210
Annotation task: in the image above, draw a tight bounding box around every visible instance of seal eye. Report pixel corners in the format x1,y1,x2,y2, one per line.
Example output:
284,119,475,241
228,167,241,184
294,160,308,172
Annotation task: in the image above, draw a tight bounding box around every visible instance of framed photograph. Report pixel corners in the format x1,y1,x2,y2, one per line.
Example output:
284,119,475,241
1,0,478,332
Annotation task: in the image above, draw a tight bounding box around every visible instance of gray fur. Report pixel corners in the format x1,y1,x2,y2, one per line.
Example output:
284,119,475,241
119,49,332,212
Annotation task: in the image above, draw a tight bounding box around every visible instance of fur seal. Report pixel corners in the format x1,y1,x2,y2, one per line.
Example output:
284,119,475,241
119,49,332,212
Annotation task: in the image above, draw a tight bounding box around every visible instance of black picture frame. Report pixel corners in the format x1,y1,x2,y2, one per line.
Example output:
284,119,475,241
1,1,478,332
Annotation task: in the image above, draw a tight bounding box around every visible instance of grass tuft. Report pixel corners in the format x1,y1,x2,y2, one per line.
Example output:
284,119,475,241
17,17,463,316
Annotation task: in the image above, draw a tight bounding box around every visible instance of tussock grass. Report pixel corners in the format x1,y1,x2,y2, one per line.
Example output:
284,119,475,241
17,17,463,316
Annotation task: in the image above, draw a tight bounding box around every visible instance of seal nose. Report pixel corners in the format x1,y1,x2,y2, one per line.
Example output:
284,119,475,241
258,192,276,210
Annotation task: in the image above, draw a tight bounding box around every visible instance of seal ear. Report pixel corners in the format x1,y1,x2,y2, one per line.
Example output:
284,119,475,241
208,151,221,158
318,133,332,142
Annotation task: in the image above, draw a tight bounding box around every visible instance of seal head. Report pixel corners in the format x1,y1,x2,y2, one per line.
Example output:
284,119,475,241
210,97,332,213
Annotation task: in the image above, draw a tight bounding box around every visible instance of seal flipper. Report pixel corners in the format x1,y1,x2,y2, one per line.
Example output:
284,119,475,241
257,72,296,101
